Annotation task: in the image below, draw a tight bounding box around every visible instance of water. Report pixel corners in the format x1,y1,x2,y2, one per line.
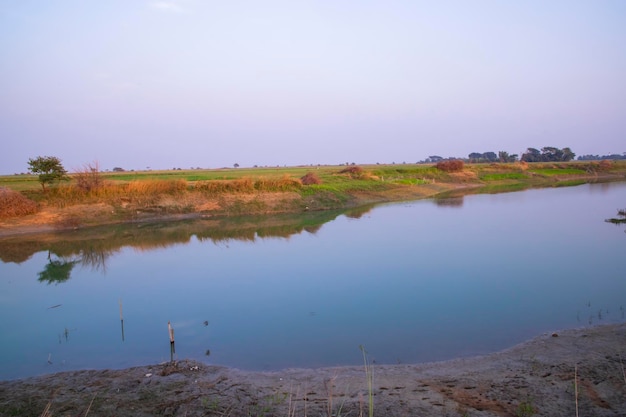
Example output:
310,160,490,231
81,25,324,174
1,182,625,380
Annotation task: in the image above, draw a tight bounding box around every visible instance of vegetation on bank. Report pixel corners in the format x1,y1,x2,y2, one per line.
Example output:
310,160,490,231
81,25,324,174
1,160,625,228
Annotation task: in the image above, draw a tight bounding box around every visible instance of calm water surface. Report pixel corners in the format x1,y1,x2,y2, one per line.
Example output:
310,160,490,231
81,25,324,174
1,183,625,380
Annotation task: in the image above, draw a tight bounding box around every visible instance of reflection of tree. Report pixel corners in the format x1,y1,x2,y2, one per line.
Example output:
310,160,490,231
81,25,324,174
38,253,78,284
79,247,113,273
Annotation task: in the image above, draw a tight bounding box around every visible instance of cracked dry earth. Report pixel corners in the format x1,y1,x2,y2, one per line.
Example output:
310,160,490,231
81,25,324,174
1,323,625,416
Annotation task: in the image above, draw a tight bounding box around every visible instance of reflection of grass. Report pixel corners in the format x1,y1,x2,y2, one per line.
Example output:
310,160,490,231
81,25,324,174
553,179,586,187
0,210,346,267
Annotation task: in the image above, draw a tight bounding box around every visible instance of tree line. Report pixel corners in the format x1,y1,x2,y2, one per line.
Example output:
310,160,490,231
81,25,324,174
577,153,626,161
424,146,578,164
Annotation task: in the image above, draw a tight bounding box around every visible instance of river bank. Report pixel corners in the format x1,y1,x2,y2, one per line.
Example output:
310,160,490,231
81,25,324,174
1,323,625,416
2,163,626,238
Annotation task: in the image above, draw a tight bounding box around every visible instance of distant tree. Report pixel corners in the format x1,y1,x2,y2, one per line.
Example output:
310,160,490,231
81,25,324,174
561,147,576,161
427,155,443,163
521,147,575,162
521,148,542,162
541,147,563,161
27,156,68,191
468,151,500,163
482,152,498,162
233,163,240,168
468,152,483,162
577,153,626,161
498,151,518,163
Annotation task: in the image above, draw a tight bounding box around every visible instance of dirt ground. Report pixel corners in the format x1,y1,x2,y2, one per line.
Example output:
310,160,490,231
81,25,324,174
1,323,624,417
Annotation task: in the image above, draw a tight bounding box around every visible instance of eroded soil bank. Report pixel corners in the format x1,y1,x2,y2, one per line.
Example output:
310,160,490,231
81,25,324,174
1,323,625,417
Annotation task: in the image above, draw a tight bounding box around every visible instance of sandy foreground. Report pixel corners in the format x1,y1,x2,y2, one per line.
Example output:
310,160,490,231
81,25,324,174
1,324,625,416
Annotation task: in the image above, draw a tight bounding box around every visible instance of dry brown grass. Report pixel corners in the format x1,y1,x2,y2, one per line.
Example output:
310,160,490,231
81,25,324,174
0,187,38,218
73,161,104,192
448,170,479,182
339,166,364,177
195,176,301,193
195,178,255,193
255,175,302,191
598,160,614,171
436,160,464,172
301,172,322,185
46,180,188,207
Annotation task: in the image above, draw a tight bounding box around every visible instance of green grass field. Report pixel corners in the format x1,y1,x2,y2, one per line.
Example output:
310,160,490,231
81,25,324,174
1,161,624,201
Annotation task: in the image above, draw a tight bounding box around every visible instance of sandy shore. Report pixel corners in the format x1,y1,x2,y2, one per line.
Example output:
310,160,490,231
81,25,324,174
1,323,625,416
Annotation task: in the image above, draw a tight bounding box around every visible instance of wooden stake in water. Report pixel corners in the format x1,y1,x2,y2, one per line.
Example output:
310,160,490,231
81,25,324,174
119,299,125,342
168,321,175,361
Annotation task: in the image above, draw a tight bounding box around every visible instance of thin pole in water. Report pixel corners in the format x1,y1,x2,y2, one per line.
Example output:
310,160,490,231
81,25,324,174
119,299,125,342
168,321,175,361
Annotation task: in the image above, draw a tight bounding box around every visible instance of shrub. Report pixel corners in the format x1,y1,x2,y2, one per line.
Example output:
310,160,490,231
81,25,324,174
0,187,38,218
339,166,364,176
74,161,104,192
598,160,613,171
301,172,322,185
436,160,464,172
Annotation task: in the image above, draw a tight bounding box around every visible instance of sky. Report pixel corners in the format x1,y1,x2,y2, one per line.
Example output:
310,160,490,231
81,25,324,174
1,1,625,174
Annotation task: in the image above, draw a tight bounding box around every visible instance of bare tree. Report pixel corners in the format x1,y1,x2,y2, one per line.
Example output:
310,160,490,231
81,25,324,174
74,161,104,192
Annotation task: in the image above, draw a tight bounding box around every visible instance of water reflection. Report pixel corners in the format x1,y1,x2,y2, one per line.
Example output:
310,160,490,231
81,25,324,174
0,209,353,281
605,209,626,231
37,253,78,284
434,196,464,207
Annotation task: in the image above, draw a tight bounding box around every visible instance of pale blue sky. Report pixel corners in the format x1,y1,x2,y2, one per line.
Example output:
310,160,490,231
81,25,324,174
1,1,625,174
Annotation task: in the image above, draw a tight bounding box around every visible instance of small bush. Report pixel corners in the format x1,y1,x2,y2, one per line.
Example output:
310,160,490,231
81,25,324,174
0,187,38,218
436,160,464,172
598,160,613,171
339,166,364,177
301,172,322,185
73,161,104,192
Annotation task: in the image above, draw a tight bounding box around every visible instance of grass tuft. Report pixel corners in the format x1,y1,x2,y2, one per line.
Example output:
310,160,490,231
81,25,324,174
301,172,322,185
359,345,374,417
0,187,38,218
436,160,464,172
